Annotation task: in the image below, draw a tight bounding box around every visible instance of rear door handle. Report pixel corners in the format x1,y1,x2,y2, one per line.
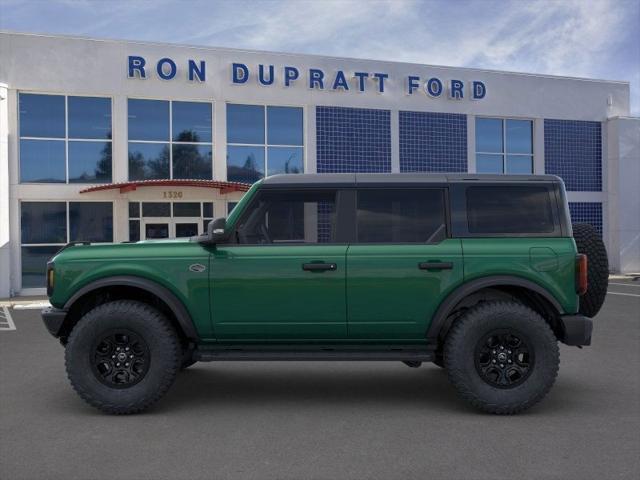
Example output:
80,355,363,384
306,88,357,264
418,262,453,270
302,262,337,272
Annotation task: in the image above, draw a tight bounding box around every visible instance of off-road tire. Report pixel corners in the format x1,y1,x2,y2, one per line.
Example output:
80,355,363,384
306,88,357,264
65,300,181,414
444,301,559,414
572,222,608,318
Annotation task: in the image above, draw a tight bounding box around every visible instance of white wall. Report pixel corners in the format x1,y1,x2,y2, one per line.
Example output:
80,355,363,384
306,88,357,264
0,83,10,298
607,117,640,273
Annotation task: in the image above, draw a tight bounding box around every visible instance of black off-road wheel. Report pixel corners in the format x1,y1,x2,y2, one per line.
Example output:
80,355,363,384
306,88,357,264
572,223,608,318
65,300,181,414
444,301,559,414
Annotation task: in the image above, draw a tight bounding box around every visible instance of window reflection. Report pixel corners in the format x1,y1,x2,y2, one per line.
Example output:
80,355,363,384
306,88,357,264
68,141,112,183
19,94,65,138
267,147,303,175
19,140,66,183
128,142,170,180
69,202,113,242
172,144,212,179
68,96,112,139
227,146,265,183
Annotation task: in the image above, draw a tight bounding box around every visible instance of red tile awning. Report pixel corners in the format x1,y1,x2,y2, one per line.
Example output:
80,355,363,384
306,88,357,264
79,179,251,194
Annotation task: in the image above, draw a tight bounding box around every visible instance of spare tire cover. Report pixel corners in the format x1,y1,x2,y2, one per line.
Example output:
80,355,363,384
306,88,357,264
572,223,609,317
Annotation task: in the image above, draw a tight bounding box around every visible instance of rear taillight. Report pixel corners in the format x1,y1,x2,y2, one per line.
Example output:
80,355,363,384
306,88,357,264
576,254,588,295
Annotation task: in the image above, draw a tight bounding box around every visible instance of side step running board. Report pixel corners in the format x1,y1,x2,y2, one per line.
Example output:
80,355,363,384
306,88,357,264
194,349,434,362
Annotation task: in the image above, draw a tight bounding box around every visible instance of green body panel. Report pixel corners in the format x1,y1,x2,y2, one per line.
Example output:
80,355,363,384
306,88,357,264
49,240,214,337
461,238,579,314
210,245,347,341
47,180,580,346
346,240,463,340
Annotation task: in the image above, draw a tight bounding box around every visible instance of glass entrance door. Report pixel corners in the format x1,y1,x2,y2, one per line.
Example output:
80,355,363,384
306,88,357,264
141,218,202,240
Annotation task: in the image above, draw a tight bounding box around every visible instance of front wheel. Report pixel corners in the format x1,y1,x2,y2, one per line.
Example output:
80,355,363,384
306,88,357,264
444,301,559,414
65,300,181,414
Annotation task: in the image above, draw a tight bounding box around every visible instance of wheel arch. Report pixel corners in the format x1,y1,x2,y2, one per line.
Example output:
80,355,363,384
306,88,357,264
427,275,564,344
60,276,198,343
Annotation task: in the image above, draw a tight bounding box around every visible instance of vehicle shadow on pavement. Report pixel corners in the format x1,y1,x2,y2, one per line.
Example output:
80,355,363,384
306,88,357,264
149,363,581,415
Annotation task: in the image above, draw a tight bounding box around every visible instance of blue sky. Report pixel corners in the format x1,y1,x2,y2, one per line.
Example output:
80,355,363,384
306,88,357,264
1,0,638,114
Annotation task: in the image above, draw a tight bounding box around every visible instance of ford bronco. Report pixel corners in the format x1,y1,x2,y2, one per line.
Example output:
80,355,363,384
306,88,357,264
41,173,608,414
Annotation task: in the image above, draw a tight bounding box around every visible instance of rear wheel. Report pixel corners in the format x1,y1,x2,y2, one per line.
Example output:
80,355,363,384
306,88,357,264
572,222,608,317
65,300,181,414
444,301,559,414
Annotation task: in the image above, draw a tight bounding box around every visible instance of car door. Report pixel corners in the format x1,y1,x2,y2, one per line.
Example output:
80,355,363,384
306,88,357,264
346,187,463,340
210,188,348,340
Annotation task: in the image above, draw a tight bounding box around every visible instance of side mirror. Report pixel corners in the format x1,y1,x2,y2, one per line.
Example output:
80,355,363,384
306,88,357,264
205,217,228,244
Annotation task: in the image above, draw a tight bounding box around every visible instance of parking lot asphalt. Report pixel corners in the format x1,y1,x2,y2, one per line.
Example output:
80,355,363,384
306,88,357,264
1,281,639,480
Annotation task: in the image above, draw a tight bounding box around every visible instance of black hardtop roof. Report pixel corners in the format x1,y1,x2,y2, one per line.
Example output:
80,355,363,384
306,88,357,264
261,173,563,188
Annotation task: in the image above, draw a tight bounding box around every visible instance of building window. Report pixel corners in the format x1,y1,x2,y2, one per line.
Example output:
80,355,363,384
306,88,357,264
19,93,112,183
475,118,533,174
128,201,214,241
20,202,113,288
226,104,304,184
544,119,602,191
128,99,213,181
316,106,391,173
399,111,467,173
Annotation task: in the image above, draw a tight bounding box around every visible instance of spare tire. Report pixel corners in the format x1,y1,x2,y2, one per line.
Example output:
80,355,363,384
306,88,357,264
572,223,608,317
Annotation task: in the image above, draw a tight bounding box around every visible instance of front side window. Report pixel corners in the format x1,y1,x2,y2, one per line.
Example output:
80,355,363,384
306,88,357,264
20,202,113,288
466,186,554,234
476,118,533,174
357,189,447,243
236,190,336,244
227,104,304,184
128,99,213,180
19,93,112,183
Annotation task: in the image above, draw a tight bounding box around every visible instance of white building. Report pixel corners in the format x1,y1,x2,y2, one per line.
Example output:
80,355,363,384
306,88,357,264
0,31,638,297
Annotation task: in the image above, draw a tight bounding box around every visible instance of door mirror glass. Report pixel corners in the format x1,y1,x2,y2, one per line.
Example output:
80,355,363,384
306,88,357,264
204,217,227,244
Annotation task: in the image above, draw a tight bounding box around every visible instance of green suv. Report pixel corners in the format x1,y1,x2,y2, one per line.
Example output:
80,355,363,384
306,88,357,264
42,173,608,414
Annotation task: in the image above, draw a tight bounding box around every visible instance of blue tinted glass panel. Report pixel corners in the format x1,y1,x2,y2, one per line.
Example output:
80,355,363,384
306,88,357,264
20,139,65,183
476,118,503,153
142,202,171,217
227,145,265,183
506,155,533,174
203,202,213,217
173,203,201,217
129,220,140,242
267,106,303,145
19,93,65,138
569,202,603,236
22,246,61,288
128,142,170,180
68,141,112,183
399,111,467,172
129,202,140,218
21,202,67,244
68,96,112,139
172,102,212,143
544,119,602,191
128,99,169,141
316,106,391,173
172,144,212,179
69,202,113,242
476,154,503,173
227,202,238,215
227,104,264,144
506,120,532,154
267,147,303,175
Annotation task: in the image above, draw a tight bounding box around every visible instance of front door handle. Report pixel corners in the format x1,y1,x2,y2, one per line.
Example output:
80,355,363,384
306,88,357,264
302,262,337,272
418,262,453,270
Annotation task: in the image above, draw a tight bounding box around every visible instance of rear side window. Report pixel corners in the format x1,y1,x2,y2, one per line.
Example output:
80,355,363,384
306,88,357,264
357,189,447,243
466,186,555,234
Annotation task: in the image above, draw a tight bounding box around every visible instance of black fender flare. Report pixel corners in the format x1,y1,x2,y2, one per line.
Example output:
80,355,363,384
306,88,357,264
426,275,564,343
64,275,198,340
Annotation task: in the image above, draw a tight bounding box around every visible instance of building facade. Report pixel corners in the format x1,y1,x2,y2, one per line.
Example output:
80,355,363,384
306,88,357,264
0,32,638,297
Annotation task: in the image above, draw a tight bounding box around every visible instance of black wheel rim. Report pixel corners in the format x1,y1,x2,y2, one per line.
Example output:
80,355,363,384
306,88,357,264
91,330,150,389
474,329,534,388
